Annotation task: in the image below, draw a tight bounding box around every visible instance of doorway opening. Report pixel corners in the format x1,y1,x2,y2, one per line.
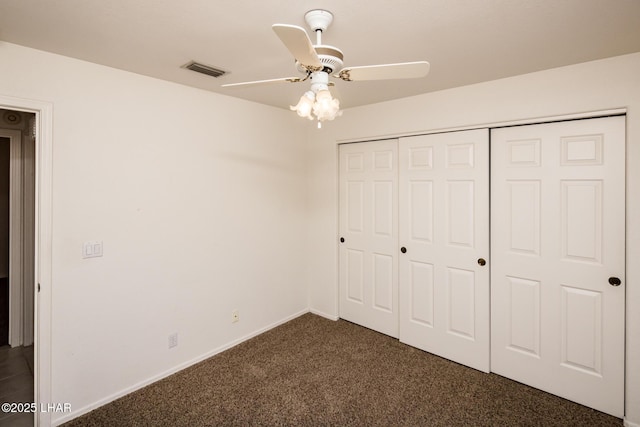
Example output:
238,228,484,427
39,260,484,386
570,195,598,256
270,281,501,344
0,108,36,426
0,96,54,427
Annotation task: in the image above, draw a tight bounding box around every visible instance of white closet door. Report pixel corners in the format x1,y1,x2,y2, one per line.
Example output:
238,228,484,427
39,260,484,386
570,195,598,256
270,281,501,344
398,130,490,372
491,116,625,417
339,140,399,337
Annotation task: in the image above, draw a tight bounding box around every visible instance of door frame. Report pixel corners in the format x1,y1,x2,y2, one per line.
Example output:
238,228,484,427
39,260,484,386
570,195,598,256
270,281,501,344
0,95,53,427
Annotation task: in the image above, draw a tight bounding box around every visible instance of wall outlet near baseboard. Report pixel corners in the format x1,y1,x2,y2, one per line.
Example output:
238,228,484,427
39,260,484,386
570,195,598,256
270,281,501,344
232,309,239,323
168,333,178,349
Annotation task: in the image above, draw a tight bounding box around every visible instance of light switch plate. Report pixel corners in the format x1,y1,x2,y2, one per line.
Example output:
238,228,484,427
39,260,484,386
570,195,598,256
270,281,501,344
82,241,103,259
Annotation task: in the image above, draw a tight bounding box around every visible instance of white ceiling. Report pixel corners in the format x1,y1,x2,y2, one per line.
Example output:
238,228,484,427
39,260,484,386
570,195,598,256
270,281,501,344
1,0,639,109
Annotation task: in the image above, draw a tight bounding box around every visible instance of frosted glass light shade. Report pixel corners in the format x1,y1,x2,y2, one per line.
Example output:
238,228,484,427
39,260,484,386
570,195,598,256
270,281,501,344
290,91,315,120
313,90,342,121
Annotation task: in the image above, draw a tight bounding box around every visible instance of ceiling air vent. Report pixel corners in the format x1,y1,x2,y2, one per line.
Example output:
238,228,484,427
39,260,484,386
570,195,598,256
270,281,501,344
183,61,227,78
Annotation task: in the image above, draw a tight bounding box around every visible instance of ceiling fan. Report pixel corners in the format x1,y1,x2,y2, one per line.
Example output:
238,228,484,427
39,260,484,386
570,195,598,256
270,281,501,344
222,9,430,125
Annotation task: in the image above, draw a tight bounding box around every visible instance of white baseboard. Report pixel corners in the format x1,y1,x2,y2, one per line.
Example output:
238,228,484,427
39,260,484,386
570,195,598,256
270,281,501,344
53,309,309,426
625,418,640,427
309,308,339,321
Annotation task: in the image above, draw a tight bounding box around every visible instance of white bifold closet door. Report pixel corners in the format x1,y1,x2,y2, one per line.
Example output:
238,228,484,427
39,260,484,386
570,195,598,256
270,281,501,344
490,116,625,417
398,130,490,372
339,140,399,338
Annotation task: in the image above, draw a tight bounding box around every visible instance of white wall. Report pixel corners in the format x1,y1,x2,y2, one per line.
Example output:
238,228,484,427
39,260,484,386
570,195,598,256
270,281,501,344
306,52,640,424
0,42,309,424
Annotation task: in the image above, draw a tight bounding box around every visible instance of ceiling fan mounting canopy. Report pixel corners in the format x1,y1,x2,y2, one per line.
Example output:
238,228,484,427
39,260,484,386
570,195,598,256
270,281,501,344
304,9,334,33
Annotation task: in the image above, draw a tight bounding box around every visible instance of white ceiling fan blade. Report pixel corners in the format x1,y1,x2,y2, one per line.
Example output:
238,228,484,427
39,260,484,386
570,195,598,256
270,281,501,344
336,61,430,81
221,77,302,88
272,24,322,70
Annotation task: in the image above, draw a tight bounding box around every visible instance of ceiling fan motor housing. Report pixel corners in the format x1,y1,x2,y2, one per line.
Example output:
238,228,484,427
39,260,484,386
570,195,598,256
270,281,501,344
315,45,344,74
295,44,344,74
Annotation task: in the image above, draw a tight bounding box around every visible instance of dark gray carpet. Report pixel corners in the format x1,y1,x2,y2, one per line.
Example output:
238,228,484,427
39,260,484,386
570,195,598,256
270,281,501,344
64,313,622,426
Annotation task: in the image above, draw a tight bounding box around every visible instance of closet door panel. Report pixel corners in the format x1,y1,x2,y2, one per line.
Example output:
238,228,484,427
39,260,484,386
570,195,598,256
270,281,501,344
491,116,625,417
399,129,490,372
339,140,399,337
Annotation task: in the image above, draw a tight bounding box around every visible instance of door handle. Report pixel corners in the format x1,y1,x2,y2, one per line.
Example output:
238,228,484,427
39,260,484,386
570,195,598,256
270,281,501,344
609,277,622,286
400,247,407,254
477,258,486,266
340,237,345,243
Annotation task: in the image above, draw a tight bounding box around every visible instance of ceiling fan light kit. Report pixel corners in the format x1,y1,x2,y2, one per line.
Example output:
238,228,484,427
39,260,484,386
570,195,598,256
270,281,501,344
290,70,342,127
222,9,430,127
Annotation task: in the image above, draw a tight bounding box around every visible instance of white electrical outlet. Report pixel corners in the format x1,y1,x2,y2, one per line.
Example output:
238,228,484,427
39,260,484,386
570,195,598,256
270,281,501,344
168,333,178,349
232,309,239,323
